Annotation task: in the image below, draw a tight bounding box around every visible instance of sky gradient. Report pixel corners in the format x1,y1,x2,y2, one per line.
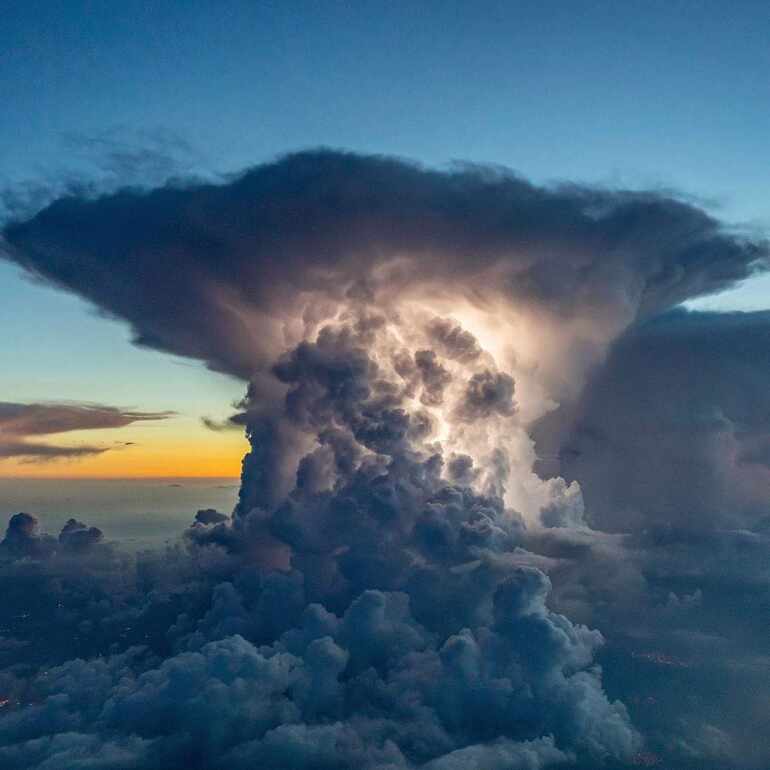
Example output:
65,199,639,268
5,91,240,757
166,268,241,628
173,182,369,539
1,0,768,477
2,5,770,769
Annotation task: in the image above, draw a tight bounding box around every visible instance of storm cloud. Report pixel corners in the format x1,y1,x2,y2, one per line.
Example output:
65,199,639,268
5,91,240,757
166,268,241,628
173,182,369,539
533,309,770,533
0,150,769,769
3,150,766,388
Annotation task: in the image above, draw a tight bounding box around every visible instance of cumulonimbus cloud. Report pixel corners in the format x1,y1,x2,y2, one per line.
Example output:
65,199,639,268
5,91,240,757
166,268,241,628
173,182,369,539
533,309,770,532
0,150,769,769
2,150,766,383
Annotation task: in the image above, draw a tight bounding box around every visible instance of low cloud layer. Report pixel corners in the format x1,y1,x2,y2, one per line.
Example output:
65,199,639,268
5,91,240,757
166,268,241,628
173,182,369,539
0,402,172,461
0,151,768,769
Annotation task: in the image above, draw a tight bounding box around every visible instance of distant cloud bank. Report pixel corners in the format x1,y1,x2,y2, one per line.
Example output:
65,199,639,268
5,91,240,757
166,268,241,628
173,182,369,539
0,402,172,461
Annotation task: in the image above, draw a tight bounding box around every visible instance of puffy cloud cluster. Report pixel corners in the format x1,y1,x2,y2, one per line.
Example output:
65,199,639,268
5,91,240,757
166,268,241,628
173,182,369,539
0,311,640,768
1,150,769,768
0,575,632,768
0,512,104,560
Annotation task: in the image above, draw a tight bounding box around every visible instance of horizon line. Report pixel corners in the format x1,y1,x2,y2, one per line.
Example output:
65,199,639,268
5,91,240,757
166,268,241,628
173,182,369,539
0,475,241,481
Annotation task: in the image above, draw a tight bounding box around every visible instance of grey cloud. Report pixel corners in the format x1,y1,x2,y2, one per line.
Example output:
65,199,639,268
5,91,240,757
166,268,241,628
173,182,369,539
0,512,104,561
58,519,104,551
0,402,173,463
201,414,246,431
520,518,770,770
3,150,766,380
0,441,107,460
422,737,568,770
455,370,516,422
0,127,204,226
425,318,482,363
533,309,770,533
2,150,768,770
0,314,641,768
0,513,56,560
415,350,452,407
0,402,173,436
194,508,229,526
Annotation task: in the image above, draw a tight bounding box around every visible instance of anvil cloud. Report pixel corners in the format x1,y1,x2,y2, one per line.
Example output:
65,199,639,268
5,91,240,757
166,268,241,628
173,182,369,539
0,151,768,770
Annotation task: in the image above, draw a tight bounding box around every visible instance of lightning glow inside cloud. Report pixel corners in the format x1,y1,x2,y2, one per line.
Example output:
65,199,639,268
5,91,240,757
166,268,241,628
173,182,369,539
0,151,768,770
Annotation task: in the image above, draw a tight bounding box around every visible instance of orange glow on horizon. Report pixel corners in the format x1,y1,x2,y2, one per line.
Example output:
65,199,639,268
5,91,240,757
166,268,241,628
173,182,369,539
0,423,249,479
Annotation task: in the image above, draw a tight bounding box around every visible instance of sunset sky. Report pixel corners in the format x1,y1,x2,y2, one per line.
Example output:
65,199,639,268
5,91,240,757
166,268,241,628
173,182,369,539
3,5,770,770
2,0,769,477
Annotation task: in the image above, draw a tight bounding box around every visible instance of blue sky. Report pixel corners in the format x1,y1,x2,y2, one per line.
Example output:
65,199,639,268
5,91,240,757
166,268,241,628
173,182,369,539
1,0,768,473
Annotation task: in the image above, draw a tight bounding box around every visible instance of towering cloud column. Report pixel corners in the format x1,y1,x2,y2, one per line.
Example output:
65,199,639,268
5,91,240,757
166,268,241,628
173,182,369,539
0,150,767,769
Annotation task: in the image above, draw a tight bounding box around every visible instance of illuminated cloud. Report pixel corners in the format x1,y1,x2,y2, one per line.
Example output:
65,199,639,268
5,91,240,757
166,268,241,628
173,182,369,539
0,151,769,768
